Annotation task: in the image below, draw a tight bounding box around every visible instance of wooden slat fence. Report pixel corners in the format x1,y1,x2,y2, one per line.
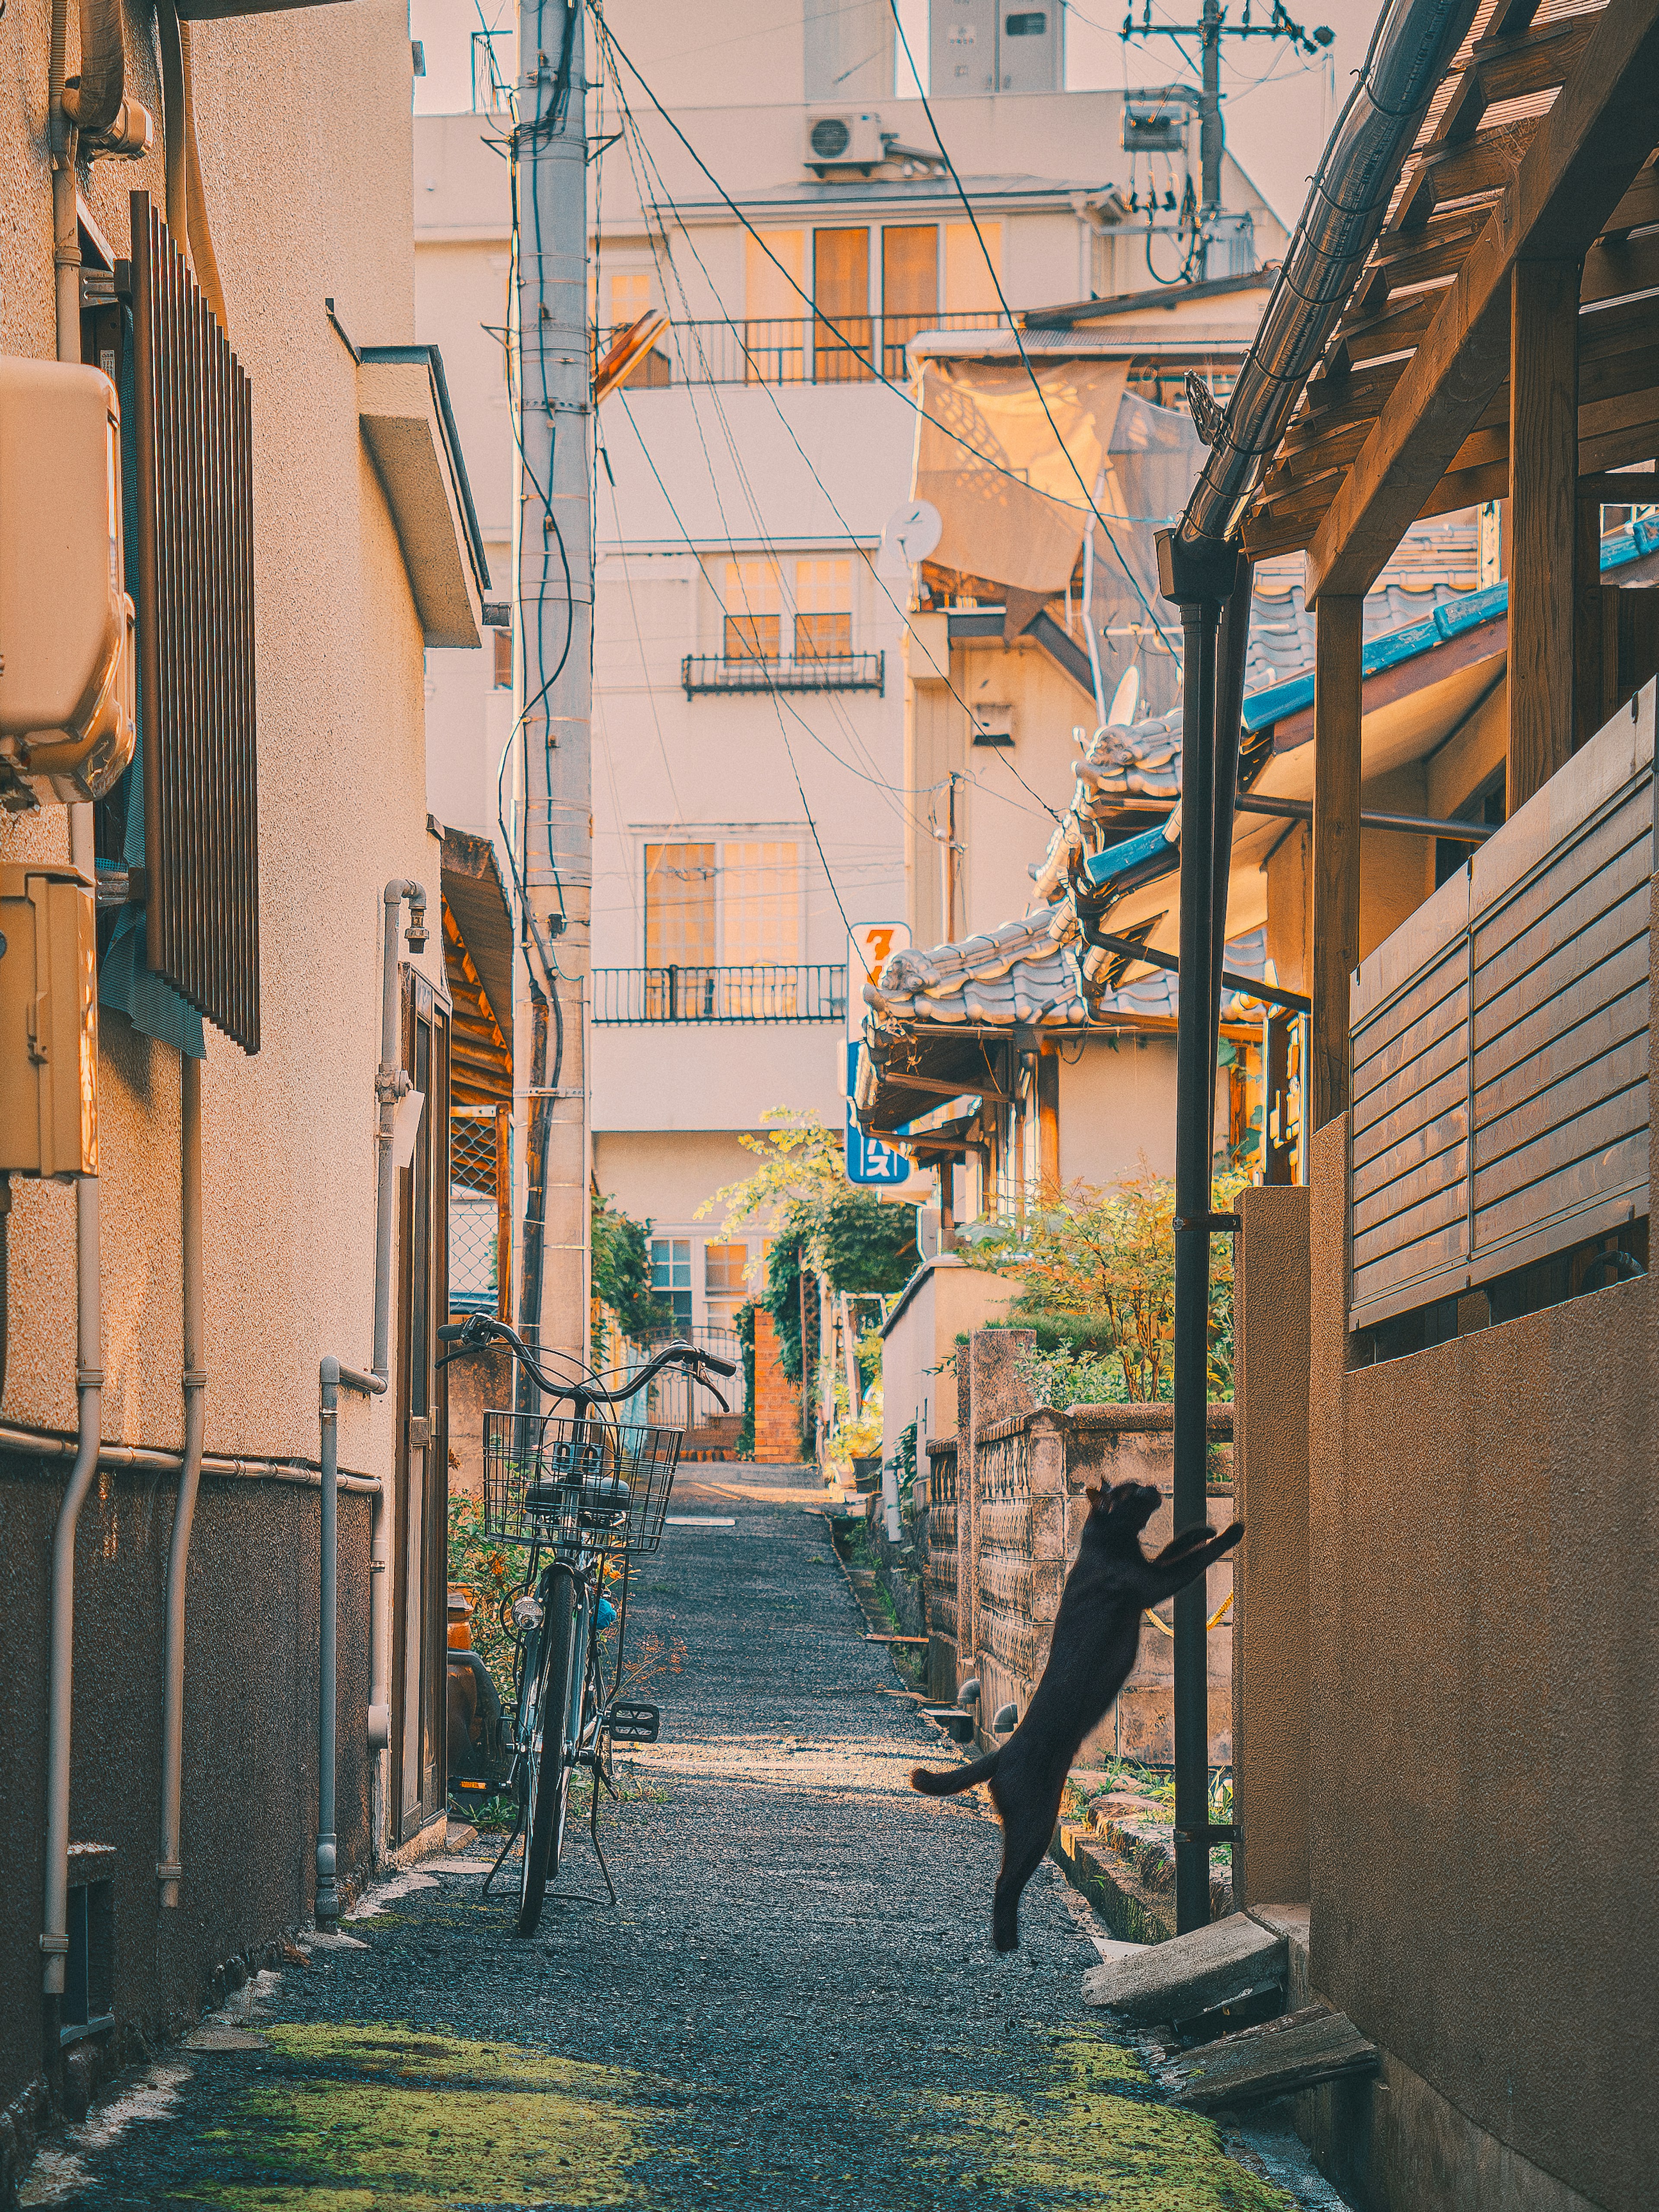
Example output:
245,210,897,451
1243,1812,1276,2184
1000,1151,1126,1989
1350,682,1653,1329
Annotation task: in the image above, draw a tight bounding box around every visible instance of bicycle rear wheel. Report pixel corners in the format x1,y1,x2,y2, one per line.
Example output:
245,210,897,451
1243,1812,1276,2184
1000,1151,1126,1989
518,1572,578,1936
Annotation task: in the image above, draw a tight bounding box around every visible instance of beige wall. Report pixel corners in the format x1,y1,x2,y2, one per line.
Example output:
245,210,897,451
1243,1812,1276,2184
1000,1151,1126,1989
0,0,445,1490
1057,1031,1179,1185
1264,767,1434,1001
1304,1116,1658,2212
1231,1183,1310,1908
880,1255,1016,1468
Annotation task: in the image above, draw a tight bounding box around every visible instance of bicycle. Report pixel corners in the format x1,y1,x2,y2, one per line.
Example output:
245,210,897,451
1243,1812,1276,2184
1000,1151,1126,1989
436,1314,736,1936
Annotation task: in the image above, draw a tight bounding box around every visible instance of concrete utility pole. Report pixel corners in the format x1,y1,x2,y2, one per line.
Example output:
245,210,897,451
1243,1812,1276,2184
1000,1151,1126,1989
513,0,591,1376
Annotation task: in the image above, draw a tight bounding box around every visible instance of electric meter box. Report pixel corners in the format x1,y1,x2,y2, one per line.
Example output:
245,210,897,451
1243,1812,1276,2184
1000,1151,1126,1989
0,357,136,810
0,865,98,1180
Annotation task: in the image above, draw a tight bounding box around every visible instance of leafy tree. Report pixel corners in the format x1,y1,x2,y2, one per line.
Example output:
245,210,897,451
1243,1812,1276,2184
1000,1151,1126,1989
960,1163,1239,1402
591,1190,674,1353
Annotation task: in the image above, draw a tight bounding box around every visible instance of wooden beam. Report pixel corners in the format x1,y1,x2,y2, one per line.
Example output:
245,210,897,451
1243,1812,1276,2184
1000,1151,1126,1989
1510,261,1580,806
1306,0,1659,604
1311,597,1363,1133
1574,493,1605,754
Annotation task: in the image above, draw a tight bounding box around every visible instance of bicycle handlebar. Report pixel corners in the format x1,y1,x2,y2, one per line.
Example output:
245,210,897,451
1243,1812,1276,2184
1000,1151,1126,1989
437,1314,732,1410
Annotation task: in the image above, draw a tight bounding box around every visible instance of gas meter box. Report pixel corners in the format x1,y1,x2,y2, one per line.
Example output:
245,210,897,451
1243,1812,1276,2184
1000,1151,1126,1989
0,865,98,1179
0,357,136,810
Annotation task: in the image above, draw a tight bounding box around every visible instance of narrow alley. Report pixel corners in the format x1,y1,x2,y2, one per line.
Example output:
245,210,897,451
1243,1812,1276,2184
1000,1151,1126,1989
20,1470,1327,2212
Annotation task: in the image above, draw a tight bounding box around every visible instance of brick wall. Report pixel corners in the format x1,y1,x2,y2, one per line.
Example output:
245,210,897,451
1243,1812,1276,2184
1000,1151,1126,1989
752,1307,803,1462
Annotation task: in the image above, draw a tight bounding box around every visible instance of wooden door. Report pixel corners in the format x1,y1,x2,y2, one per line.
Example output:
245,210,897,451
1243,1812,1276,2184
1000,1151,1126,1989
814,228,871,382
393,968,451,1843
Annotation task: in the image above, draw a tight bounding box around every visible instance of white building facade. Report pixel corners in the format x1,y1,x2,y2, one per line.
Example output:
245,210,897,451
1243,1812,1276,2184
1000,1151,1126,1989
414,0,1287,1348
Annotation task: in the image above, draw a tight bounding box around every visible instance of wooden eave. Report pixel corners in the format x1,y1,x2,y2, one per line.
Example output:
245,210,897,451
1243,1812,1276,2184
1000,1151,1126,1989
443,899,512,1106
1238,0,1659,582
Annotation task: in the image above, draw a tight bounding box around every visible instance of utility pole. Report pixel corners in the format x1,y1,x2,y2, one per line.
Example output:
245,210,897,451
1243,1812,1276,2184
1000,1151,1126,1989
513,0,591,1379
1121,1,1332,280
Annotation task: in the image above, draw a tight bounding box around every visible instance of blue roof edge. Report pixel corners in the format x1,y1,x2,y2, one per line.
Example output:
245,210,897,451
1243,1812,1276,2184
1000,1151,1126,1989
1239,515,1659,734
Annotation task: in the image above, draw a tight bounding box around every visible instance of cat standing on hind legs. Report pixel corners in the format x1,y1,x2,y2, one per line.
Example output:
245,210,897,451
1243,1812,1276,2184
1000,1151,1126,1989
910,1479,1243,1953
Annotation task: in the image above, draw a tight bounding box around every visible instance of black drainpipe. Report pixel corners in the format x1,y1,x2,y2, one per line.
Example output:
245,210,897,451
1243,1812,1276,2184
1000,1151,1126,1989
1157,530,1242,1935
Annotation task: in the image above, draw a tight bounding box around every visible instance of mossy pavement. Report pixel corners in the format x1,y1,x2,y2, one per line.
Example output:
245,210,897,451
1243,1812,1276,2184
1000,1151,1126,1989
21,1467,1305,2212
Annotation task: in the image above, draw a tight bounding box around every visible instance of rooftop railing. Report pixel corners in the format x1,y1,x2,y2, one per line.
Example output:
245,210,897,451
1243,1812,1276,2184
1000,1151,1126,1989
592,963,848,1025
596,311,1011,389
681,651,884,696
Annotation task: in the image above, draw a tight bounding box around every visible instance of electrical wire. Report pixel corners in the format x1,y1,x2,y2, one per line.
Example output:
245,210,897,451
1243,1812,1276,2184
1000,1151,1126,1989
885,0,1183,664
596,32,1068,838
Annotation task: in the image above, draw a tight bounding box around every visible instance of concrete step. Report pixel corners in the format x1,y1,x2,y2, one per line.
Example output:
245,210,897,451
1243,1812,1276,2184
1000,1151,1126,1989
1081,1910,1287,2021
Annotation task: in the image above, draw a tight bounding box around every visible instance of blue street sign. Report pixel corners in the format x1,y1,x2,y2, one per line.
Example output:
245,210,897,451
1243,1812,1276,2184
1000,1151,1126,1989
845,1041,908,1184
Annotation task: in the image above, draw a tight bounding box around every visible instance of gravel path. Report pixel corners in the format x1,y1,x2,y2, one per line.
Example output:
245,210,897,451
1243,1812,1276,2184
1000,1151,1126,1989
20,1467,1317,2211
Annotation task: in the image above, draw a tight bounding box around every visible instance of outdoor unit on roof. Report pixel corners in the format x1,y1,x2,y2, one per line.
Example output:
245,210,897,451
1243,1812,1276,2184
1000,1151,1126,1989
804,111,885,174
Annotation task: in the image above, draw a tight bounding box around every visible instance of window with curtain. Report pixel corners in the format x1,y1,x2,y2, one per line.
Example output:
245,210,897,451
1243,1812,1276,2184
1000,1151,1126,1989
644,844,717,969
882,224,938,376
793,557,852,661
944,219,1001,315
814,228,872,382
723,558,781,663
745,231,807,382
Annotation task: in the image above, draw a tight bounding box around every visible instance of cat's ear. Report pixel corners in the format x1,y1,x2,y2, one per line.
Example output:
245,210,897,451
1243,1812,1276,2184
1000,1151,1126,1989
1084,1485,1103,1510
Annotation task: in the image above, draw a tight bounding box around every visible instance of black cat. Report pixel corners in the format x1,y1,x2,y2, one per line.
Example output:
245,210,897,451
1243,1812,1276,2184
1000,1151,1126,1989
911,1479,1243,1952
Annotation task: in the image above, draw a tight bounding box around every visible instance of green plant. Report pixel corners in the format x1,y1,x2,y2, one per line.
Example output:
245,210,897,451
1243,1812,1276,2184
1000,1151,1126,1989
446,1493,519,1714
960,1165,1241,1402
735,1300,756,1459
591,1190,674,1359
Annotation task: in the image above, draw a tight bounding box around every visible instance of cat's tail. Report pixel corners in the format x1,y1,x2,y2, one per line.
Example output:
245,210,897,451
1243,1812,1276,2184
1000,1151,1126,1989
910,1750,1001,1796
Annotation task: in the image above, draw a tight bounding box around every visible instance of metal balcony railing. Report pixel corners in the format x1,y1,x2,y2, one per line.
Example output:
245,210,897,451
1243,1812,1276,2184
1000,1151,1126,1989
682,651,884,696
599,311,1010,389
592,964,848,1025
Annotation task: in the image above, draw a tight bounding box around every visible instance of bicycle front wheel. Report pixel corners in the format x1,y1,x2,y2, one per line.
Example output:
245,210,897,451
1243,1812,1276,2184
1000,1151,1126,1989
518,1571,578,1936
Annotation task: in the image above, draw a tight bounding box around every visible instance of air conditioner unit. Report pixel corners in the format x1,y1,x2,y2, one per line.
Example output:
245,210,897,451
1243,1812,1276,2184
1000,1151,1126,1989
805,111,885,173
0,358,136,810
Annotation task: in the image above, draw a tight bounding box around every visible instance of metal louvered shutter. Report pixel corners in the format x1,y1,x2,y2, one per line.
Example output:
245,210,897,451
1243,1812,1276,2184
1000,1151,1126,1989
128,190,259,1054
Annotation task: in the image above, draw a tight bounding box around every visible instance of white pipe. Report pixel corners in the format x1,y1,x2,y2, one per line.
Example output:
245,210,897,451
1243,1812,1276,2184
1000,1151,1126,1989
1080,468,1109,732
314,879,426,1927
158,1053,204,1906
42,810,102,2005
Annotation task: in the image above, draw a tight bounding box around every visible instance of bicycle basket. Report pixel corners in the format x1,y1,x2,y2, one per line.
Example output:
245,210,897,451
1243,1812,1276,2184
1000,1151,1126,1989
481,1411,681,1557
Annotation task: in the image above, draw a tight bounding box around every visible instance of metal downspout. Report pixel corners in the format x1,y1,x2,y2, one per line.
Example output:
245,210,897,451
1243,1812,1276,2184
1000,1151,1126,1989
159,1053,205,1906
315,880,426,1929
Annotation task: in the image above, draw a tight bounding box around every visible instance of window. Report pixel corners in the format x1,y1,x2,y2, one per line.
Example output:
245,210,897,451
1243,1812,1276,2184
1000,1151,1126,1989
644,844,717,967
744,230,807,382
814,228,872,382
883,225,938,375
650,1238,693,1331
642,839,802,1012
704,1241,749,1332
724,559,781,663
606,268,652,336
793,558,852,661
493,626,512,689
945,220,1001,315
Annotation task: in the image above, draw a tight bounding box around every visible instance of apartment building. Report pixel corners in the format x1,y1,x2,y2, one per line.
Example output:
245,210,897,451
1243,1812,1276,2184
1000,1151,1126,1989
416,0,1287,1359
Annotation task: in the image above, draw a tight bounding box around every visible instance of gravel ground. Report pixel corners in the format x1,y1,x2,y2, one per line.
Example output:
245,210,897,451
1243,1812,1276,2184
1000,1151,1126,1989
19,1467,1339,2212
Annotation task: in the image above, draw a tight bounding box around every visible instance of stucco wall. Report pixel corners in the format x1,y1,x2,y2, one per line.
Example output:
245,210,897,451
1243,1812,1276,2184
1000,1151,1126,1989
1231,1183,1310,1908
1306,1118,1658,2212
0,0,454,2131
0,1452,372,2117
1057,1031,1179,1185
880,1256,1016,1469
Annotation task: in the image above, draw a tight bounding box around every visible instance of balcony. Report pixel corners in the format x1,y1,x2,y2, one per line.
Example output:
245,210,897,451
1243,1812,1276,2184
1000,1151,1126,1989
682,650,884,697
592,963,848,1025
598,311,1010,391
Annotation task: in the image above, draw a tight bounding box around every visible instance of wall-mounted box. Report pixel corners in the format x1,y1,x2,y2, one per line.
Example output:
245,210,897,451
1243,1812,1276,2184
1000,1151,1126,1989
0,358,135,809
0,865,98,1179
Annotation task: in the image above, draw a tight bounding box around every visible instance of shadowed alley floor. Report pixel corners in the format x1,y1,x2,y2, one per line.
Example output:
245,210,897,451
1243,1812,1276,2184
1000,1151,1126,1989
19,1465,1334,2210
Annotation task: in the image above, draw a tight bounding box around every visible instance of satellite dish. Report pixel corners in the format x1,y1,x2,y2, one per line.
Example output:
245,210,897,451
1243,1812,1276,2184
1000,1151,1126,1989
879,498,942,575
1107,666,1141,726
